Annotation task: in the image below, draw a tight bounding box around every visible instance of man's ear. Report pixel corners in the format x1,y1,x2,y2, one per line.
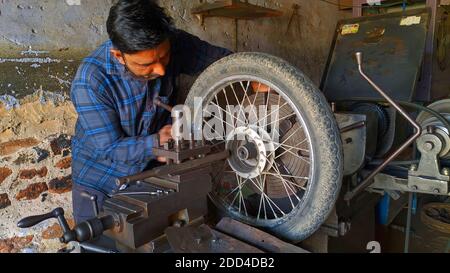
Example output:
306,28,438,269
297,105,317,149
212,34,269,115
110,49,125,65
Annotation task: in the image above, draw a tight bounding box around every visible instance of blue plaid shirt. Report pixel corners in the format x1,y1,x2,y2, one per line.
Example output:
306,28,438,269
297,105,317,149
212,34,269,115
71,30,232,194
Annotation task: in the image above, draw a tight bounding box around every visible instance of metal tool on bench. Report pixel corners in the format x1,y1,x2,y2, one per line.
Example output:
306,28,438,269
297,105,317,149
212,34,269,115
18,99,230,253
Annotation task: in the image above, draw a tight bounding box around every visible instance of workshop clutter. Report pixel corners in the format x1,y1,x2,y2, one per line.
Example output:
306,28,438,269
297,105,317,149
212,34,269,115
0,94,76,253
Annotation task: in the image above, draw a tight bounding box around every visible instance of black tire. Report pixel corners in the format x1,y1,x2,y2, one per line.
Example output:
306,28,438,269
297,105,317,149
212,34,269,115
185,52,343,242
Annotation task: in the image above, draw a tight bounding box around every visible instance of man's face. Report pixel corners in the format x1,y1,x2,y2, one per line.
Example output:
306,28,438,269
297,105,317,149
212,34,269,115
111,39,171,81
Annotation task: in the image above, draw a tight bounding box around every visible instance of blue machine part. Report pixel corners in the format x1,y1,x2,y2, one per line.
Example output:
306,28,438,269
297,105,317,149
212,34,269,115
377,193,391,225
376,192,417,225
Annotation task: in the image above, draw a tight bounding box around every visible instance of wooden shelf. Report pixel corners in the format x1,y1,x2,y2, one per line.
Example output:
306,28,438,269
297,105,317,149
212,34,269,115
191,0,283,20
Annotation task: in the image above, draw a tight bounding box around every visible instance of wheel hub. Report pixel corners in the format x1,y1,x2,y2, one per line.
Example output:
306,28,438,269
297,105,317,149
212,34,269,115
237,142,258,161
226,126,275,179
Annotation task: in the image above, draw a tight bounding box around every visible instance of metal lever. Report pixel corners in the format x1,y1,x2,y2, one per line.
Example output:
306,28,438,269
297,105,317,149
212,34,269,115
18,208,71,232
154,97,173,112
18,207,117,245
344,52,422,201
80,191,99,217
115,191,167,196
18,207,76,243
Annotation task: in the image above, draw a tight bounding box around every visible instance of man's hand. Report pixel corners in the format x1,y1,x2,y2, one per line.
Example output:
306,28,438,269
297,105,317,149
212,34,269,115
251,81,271,93
157,125,172,163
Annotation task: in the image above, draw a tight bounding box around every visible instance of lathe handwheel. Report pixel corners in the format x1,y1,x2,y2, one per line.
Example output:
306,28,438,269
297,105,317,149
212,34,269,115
186,53,343,242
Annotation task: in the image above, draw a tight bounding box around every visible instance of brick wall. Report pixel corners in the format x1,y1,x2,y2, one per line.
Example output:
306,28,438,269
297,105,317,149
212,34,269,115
0,97,77,253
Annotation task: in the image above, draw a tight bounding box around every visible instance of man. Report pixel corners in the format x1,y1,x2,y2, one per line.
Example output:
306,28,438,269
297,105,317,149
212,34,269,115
70,0,232,224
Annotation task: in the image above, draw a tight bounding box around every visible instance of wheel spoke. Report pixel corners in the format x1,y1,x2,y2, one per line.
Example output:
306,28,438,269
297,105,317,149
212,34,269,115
257,173,268,220
250,176,276,217
260,90,271,128
240,189,249,217
271,163,296,209
275,144,311,164
228,185,240,210
266,126,303,159
214,93,230,136
227,174,251,217
240,81,259,124
256,177,264,220
257,101,289,126
261,172,309,182
238,81,251,109
273,136,308,160
264,171,307,191
269,95,282,141
266,112,297,128
212,94,246,128
223,185,240,201
222,173,244,201
202,117,226,141
235,175,243,213
248,178,286,216
204,107,236,132
272,163,302,202
220,87,242,128
272,142,310,153
229,83,248,126
220,88,235,126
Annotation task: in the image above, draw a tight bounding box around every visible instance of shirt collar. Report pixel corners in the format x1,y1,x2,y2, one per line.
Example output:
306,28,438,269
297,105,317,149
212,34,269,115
105,40,125,76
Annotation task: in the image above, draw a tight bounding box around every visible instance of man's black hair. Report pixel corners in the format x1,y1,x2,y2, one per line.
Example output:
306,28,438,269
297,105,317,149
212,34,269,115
107,0,175,54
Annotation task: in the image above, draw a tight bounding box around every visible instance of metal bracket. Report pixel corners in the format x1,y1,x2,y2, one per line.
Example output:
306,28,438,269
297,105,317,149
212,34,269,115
370,173,449,196
408,133,450,195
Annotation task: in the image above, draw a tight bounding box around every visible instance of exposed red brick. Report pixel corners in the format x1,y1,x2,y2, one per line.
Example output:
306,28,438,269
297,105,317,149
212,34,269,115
48,176,72,194
19,167,48,180
19,169,36,180
50,134,71,155
0,235,34,253
55,157,72,170
41,219,75,240
50,141,62,156
0,193,11,209
0,138,40,156
50,135,71,156
15,183,48,201
0,167,12,184
37,167,48,178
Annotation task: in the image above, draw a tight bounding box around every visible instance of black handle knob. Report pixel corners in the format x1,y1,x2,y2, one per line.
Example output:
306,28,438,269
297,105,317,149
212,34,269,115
17,207,65,229
17,207,117,245
71,215,116,243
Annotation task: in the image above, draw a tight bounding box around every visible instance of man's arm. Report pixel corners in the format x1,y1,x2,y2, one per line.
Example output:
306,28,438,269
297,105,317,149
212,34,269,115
71,68,163,165
175,30,233,75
